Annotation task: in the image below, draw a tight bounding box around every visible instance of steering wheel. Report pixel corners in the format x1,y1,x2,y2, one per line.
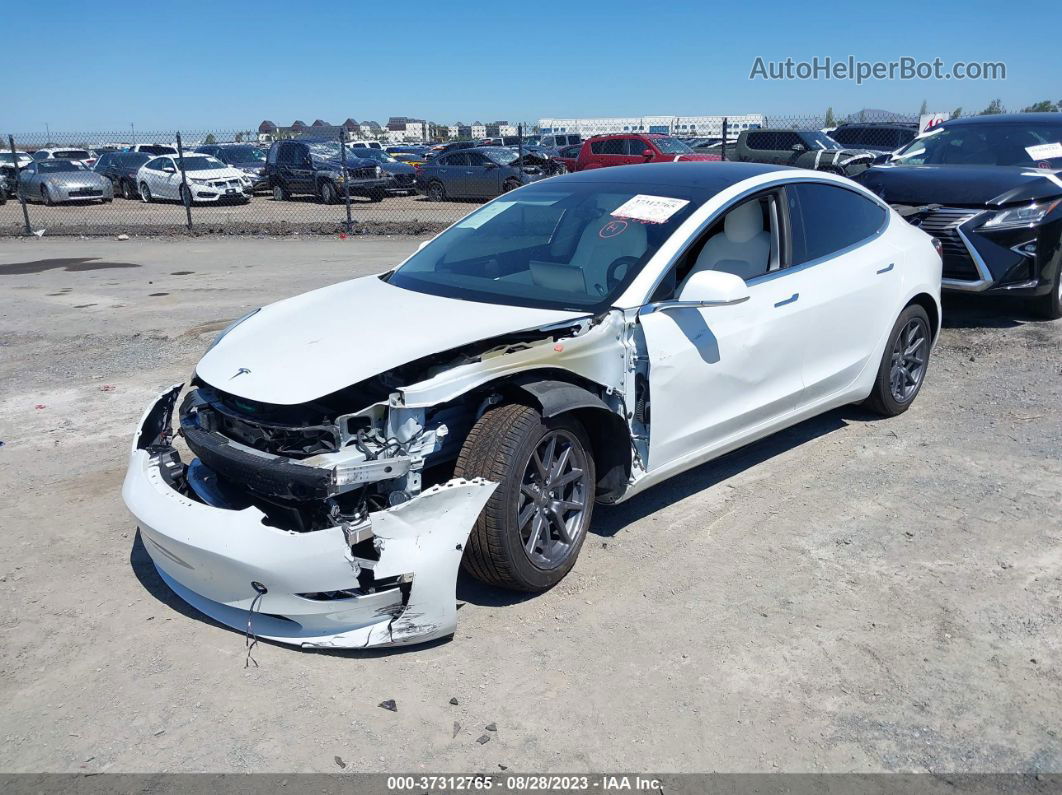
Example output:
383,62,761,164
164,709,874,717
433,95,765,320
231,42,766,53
605,256,640,293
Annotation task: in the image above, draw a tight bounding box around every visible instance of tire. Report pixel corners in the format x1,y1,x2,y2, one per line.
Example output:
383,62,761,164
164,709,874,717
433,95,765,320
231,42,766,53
140,183,153,203
41,185,54,206
319,180,337,205
271,184,289,201
502,178,521,193
121,180,136,200
179,185,193,207
864,304,932,417
427,181,446,202
455,404,596,592
1031,265,1062,320
368,188,385,202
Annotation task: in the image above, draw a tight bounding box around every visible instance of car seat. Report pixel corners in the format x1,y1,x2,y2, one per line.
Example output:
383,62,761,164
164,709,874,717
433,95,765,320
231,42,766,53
679,200,771,290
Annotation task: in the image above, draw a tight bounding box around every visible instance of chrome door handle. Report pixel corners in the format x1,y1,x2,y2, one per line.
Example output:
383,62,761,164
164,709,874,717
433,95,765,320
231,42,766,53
877,263,895,274
774,293,799,307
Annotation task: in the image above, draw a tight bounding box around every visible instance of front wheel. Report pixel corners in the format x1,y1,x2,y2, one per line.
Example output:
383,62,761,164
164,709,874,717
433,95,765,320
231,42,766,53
368,188,385,202
501,178,521,193
427,181,446,202
1031,265,1062,320
41,185,54,206
319,180,337,205
455,404,595,592
865,304,931,416
140,183,153,203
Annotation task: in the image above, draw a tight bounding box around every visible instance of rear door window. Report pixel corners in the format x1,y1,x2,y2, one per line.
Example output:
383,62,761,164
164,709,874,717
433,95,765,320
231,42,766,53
786,183,887,265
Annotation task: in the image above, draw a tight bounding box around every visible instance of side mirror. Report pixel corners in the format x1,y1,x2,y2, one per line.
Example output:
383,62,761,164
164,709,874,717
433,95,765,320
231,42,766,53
163,166,176,174
642,149,654,159
643,270,749,314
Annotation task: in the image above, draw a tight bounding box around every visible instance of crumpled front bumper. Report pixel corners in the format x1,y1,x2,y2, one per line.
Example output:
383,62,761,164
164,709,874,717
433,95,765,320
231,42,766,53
121,385,496,649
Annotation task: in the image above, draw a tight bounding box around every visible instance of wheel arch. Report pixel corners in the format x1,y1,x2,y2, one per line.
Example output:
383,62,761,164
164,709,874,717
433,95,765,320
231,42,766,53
499,373,632,503
904,292,940,341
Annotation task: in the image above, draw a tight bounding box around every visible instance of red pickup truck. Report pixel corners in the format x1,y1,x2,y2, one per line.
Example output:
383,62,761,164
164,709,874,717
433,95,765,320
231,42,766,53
574,133,721,171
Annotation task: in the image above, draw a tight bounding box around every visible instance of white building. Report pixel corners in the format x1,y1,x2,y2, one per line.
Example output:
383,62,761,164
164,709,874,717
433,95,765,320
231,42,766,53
538,114,765,140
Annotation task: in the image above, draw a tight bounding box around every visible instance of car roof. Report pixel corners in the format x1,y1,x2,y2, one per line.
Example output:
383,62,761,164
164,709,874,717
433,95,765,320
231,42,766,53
548,161,794,188
945,113,1062,126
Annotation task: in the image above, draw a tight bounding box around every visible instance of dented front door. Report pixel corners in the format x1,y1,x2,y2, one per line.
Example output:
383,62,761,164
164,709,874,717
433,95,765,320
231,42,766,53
639,272,814,470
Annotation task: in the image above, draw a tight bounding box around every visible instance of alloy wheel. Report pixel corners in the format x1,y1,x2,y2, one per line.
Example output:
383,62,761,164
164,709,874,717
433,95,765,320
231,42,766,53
517,429,591,569
889,317,929,403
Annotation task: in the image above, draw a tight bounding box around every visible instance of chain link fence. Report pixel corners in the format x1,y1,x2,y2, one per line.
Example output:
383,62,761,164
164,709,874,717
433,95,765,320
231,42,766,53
0,110,958,237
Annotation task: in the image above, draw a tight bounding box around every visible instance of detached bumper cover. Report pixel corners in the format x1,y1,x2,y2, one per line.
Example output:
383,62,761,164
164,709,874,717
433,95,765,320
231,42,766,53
122,386,496,649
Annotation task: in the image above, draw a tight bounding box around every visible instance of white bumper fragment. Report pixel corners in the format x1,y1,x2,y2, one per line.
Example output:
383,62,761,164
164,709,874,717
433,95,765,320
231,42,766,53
121,386,496,649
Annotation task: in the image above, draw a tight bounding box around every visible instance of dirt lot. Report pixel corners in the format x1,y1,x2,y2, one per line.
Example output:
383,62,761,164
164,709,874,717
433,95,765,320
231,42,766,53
1,193,471,237
0,237,1059,774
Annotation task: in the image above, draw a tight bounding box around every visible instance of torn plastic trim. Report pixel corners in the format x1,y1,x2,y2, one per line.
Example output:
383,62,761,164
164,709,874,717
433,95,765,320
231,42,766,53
122,386,498,648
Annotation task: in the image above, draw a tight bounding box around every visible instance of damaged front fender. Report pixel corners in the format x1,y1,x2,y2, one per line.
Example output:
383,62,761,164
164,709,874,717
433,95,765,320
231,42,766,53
122,386,497,649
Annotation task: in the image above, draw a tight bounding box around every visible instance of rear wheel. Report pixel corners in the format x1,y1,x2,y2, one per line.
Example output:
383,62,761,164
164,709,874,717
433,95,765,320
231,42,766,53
121,179,136,200
865,304,931,416
455,404,595,592
271,184,289,201
427,180,446,201
1031,266,1062,320
319,180,337,205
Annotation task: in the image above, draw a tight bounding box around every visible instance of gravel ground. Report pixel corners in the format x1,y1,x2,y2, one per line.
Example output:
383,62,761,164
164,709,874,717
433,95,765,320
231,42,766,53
0,237,1059,774
1,193,473,237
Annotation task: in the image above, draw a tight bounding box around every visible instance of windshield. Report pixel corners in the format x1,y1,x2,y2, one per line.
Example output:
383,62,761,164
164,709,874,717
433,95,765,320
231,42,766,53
351,148,397,163
388,181,707,311
891,122,1062,167
181,156,226,171
486,149,520,165
139,145,178,155
803,132,842,151
119,153,151,167
39,161,85,173
650,137,693,154
221,146,265,163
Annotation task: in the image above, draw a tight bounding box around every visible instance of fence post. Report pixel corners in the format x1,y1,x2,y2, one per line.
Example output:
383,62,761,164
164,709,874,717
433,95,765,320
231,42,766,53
721,118,727,162
175,131,193,231
338,130,353,234
8,136,32,235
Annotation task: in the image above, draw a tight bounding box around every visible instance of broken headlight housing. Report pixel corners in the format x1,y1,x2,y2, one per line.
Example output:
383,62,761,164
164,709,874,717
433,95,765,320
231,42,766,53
205,308,260,353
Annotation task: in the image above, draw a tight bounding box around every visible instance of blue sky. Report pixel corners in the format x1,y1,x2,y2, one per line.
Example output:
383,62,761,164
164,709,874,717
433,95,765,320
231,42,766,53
6,0,1059,133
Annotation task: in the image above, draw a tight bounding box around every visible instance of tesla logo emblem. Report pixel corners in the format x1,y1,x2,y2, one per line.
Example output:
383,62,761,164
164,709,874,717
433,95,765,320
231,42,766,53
230,367,251,379
599,219,628,239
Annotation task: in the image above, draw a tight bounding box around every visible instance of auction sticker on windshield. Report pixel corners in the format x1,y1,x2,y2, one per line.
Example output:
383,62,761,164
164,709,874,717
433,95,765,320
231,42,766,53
611,194,690,224
1025,142,1062,161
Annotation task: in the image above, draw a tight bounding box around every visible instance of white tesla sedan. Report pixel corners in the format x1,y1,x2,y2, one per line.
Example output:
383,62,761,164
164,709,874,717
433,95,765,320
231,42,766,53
123,163,942,649
136,154,252,204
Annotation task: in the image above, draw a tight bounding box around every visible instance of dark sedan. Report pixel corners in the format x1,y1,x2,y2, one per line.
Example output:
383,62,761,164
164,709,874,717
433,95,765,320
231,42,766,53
350,147,417,195
93,151,151,200
415,146,549,201
195,144,268,191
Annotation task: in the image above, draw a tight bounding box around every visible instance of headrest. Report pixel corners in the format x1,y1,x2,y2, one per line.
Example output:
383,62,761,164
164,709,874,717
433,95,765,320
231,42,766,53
724,200,764,244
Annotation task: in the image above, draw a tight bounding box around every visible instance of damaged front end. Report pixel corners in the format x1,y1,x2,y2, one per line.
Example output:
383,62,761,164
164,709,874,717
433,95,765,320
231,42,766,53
122,384,495,649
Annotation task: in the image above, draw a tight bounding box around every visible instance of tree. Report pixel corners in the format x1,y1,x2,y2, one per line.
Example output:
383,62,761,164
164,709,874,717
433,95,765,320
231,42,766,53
1022,100,1059,112
950,107,963,119
203,133,217,144
824,107,836,127
919,100,928,115
979,99,1004,115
